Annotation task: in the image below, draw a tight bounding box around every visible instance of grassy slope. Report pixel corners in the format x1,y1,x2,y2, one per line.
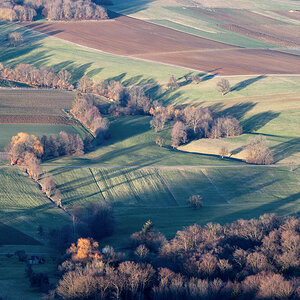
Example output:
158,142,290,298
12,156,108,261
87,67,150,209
47,165,300,246
44,116,243,166
160,75,300,163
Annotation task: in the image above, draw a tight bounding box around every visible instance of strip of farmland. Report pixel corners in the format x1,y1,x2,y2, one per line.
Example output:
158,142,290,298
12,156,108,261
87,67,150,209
25,15,300,75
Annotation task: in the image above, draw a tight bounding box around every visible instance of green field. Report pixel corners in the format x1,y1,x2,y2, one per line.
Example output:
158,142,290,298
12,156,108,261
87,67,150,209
45,165,300,246
0,0,299,296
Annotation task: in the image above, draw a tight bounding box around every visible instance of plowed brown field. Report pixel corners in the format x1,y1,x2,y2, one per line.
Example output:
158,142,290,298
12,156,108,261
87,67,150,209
0,114,76,125
26,14,300,75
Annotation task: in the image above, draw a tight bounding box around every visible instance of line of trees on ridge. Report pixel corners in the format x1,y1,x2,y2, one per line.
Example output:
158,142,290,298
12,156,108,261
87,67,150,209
0,0,108,21
0,63,74,89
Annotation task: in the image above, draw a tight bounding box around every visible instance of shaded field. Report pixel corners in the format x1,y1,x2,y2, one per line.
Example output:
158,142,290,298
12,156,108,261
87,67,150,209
47,165,300,245
25,16,300,75
0,221,40,245
0,168,70,244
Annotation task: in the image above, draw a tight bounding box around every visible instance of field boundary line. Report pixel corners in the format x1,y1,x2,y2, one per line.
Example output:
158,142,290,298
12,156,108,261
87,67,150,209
88,168,106,201
156,169,179,206
2,163,299,169
201,169,230,204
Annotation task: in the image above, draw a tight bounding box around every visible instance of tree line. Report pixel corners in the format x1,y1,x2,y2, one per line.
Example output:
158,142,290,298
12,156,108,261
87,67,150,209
47,214,300,299
71,94,110,144
77,76,153,115
0,0,108,22
0,63,74,90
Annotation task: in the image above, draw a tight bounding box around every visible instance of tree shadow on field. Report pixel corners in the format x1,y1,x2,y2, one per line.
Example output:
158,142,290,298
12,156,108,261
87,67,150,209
86,67,103,78
231,75,266,92
271,137,300,163
216,102,257,120
107,72,127,82
242,111,280,133
52,61,93,82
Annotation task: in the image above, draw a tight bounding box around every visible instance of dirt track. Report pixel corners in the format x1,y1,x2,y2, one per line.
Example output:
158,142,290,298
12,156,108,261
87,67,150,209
26,14,300,75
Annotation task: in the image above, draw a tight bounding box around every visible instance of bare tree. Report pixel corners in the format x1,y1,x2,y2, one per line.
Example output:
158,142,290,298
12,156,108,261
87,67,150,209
192,74,201,84
217,79,231,95
8,32,23,47
288,161,296,172
171,121,187,148
155,136,164,148
40,174,56,197
187,195,203,209
167,75,179,90
219,145,229,158
245,135,274,165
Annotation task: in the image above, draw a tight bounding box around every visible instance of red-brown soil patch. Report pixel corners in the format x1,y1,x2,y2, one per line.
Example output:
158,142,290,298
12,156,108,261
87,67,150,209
137,49,300,75
25,15,300,75
220,24,300,48
26,16,232,56
0,114,76,125
274,10,300,21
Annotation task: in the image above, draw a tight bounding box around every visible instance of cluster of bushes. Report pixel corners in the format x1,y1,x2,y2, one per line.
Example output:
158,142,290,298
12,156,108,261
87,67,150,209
51,214,300,299
40,131,84,160
71,95,109,144
150,105,242,148
77,76,153,115
0,0,108,21
0,63,74,90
